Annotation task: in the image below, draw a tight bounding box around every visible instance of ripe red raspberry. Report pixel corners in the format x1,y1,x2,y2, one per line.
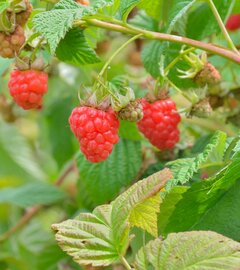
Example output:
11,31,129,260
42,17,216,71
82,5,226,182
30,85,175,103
0,26,25,58
226,14,240,31
8,69,48,110
69,107,120,163
137,99,181,150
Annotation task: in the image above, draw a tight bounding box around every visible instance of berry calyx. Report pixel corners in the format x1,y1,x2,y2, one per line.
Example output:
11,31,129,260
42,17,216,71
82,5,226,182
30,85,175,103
118,99,143,122
69,106,120,163
226,14,240,31
8,69,48,110
0,25,25,58
137,98,181,150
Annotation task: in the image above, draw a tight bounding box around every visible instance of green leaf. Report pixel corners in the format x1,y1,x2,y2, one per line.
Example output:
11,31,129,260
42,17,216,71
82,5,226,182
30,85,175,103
56,28,100,65
111,169,172,243
33,0,114,54
193,180,240,241
141,41,165,78
186,0,235,40
137,0,163,20
52,205,122,267
0,120,46,181
159,152,240,235
167,130,227,187
0,182,66,207
119,121,142,141
134,231,240,269
0,0,10,13
76,139,142,208
117,0,141,21
129,193,162,237
166,0,197,33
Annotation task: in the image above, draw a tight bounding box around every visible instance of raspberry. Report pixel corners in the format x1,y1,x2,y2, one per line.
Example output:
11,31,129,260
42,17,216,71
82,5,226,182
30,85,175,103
69,107,120,163
0,26,25,58
137,99,181,150
194,62,221,86
15,0,32,26
8,69,48,110
226,14,240,31
118,100,143,122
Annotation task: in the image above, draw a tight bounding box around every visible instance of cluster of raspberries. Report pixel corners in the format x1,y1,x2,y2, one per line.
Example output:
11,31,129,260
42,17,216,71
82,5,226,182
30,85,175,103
69,98,181,163
0,0,32,58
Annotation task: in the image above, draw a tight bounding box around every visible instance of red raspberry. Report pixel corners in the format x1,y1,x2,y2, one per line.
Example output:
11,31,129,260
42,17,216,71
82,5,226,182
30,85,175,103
226,14,240,31
137,99,181,150
69,107,120,163
8,69,48,110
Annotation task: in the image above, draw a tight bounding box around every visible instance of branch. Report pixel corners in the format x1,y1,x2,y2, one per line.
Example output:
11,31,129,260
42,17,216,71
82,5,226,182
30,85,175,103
0,162,76,243
74,18,240,64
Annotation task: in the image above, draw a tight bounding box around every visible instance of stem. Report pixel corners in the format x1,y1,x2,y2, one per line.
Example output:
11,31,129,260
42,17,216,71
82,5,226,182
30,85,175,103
207,0,239,55
167,79,192,103
98,33,143,77
120,256,132,270
74,19,240,64
164,47,196,74
0,162,76,243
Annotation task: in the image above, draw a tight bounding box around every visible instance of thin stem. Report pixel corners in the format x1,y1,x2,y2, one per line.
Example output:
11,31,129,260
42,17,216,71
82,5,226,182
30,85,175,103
98,33,143,77
207,0,239,55
167,79,192,103
120,256,132,270
164,47,196,74
0,162,76,243
74,18,240,64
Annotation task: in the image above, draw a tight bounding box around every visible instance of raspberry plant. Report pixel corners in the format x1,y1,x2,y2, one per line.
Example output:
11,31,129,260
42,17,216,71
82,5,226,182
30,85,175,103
1,0,240,269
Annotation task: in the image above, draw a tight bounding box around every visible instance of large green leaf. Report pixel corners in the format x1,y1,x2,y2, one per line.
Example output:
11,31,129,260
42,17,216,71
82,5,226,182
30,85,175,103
141,41,165,78
33,0,114,54
192,180,240,241
53,168,172,267
186,0,235,39
52,204,125,267
56,28,100,66
158,152,240,236
111,169,172,243
76,139,142,208
134,231,240,270
0,182,66,207
166,0,197,33
166,130,226,188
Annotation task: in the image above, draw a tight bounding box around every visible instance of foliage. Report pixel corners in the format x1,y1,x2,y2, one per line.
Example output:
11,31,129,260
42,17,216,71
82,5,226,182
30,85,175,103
0,0,240,269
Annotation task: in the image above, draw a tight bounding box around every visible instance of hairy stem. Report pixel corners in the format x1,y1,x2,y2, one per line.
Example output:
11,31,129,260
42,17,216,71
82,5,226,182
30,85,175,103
0,162,76,243
207,0,239,55
74,18,240,64
120,256,132,270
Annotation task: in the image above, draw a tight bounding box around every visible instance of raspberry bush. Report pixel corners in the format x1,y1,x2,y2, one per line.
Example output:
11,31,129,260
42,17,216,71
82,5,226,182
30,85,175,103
0,0,240,269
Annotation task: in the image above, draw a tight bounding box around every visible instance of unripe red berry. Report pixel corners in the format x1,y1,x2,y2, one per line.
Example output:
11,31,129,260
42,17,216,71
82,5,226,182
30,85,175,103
137,99,181,150
69,106,120,163
8,69,48,110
